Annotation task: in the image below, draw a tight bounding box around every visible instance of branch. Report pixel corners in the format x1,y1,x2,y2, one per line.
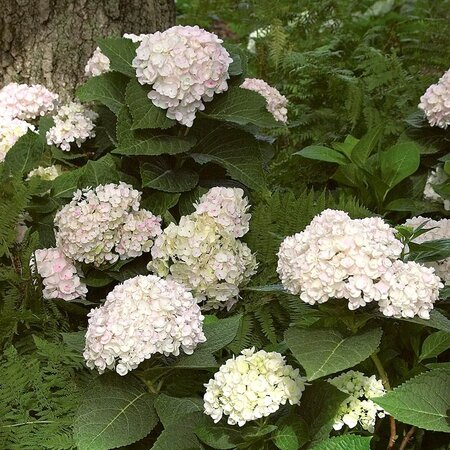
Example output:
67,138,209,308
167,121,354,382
399,426,417,450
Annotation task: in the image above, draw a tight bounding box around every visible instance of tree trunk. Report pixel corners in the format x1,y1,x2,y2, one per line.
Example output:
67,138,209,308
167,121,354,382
0,0,176,96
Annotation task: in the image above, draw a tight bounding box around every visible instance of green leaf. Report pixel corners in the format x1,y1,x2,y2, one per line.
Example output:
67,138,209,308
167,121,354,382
399,309,450,333
310,435,372,450
141,161,199,193
77,72,128,114
116,106,134,145
407,239,450,262
140,191,180,215
385,198,442,213
4,131,46,175
285,327,382,380
155,394,203,428
373,368,450,432
379,142,420,189
125,79,175,130
224,43,246,76
79,154,120,187
274,416,309,450
351,125,382,166
98,37,137,77
195,424,243,449
73,374,158,450
419,331,450,361
113,134,196,156
295,145,350,165
51,168,84,198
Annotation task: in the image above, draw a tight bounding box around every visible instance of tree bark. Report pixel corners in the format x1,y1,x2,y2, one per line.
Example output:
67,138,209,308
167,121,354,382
0,0,175,96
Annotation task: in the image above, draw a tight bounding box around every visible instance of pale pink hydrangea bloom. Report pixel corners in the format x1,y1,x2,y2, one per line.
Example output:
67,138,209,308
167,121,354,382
0,116,33,162
83,274,205,375
419,68,450,129
34,248,87,301
240,78,288,123
132,25,233,127
84,47,111,77
194,187,251,238
0,82,58,120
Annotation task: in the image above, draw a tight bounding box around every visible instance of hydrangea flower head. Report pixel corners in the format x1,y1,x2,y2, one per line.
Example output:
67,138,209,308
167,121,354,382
132,25,233,127
83,274,205,375
419,68,450,129
240,78,288,123
84,47,111,77
27,165,62,181
0,116,33,162
0,82,58,120
194,187,251,237
328,370,385,433
34,248,88,301
46,102,98,151
423,165,450,211
204,348,306,426
55,182,161,266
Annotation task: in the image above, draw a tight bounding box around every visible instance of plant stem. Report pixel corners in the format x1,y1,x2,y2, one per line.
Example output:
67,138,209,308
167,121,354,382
399,427,416,450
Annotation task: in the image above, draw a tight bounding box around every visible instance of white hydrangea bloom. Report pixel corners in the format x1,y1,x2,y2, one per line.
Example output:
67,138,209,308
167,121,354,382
84,47,111,77
0,82,58,120
240,78,288,123
194,187,251,238
328,370,385,433
148,213,257,310
34,248,88,301
123,33,146,43
376,260,443,319
404,216,450,284
277,209,403,310
55,182,161,266
419,68,450,129
423,165,450,211
27,165,62,181
84,274,205,375
247,27,271,54
0,116,33,162
132,25,233,127
46,102,98,151
204,348,306,426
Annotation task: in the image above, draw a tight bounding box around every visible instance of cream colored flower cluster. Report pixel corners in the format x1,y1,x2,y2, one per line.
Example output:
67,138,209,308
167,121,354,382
84,47,111,77
204,348,306,426
423,165,450,211
132,25,232,127
419,68,450,129
148,187,257,309
328,370,385,433
83,274,205,375
0,116,33,162
33,248,88,301
46,102,98,152
240,78,288,123
55,182,162,266
0,82,58,120
404,216,450,284
27,164,62,181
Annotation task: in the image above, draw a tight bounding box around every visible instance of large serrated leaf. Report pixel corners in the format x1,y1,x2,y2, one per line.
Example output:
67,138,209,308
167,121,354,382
310,435,372,450
73,374,158,450
155,394,203,428
125,79,175,130
285,327,382,380
113,134,196,156
419,330,450,361
141,161,199,192
98,37,137,77
373,368,450,432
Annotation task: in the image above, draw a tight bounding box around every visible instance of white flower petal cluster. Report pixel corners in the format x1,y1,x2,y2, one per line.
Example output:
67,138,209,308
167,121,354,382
419,68,450,129
404,216,450,284
34,248,88,301
0,116,33,162
132,25,233,127
149,213,257,309
0,82,58,120
204,348,306,426
277,209,403,310
194,187,251,238
123,33,146,43
423,165,450,210
46,102,98,151
55,182,161,266
247,27,271,54
84,274,205,375
84,47,111,77
240,78,288,123
328,370,385,433
27,165,62,181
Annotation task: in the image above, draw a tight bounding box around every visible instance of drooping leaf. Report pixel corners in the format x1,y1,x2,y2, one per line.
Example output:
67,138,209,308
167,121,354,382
113,134,196,156
274,415,309,450
140,191,181,216
141,160,199,192
154,394,203,428
195,423,243,449
98,37,137,77
51,168,85,198
295,145,350,165
350,125,382,166
310,435,372,450
398,309,450,333
79,154,120,187
419,331,450,361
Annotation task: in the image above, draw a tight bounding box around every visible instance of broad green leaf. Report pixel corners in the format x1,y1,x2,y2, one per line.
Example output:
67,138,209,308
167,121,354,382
224,43,246,76
420,331,450,361
155,394,203,428
351,125,382,166
195,424,243,449
51,168,84,198
98,37,137,77
202,84,280,128
177,186,208,216
274,416,309,450
77,72,128,114
399,309,450,333
141,161,199,193
379,142,420,189
295,145,350,165
385,198,442,213
285,327,382,380
407,239,450,262
116,106,134,145
113,134,196,156
243,284,286,292
140,191,181,216
125,79,175,129
373,368,450,432
310,435,372,450
4,131,46,175
426,362,450,370
79,154,120,187
73,374,158,450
